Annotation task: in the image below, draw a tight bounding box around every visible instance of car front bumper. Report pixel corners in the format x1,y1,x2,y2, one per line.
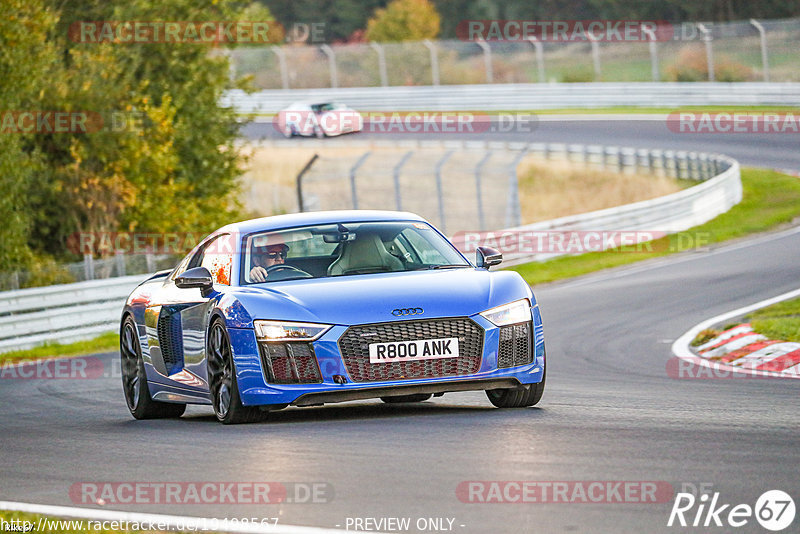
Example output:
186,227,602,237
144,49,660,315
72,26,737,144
230,308,545,407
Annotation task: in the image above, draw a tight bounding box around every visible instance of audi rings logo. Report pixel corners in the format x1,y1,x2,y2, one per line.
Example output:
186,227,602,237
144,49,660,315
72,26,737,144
391,307,424,316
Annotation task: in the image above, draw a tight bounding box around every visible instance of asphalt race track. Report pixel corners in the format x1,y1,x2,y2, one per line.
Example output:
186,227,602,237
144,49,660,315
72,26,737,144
244,118,800,172
1,122,799,533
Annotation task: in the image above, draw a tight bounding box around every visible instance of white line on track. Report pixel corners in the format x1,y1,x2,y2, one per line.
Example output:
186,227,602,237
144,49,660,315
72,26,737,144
671,286,800,379
0,501,368,534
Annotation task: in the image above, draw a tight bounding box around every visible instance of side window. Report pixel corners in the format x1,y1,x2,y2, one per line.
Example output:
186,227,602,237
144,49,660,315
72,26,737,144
174,234,234,286
200,234,234,286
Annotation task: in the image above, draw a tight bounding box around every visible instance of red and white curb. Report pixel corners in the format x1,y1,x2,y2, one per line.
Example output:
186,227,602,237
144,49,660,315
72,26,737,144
0,501,368,534
671,287,800,379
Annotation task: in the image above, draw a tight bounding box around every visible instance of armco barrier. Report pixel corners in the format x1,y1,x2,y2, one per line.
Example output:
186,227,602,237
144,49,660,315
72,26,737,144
0,275,145,353
491,148,741,265
0,143,741,353
222,82,800,113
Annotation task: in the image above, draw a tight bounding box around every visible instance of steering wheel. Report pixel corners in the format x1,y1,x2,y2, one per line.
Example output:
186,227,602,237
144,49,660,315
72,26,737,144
265,265,313,279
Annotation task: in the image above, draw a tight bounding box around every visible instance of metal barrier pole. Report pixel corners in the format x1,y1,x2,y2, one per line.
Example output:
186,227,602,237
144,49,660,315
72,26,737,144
586,31,602,79
270,47,289,90
392,151,414,211
475,151,493,231
423,40,440,86
506,150,527,228
349,152,372,209
370,42,389,87
750,19,770,82
526,37,545,83
83,254,94,281
320,44,338,88
641,26,659,81
295,153,319,212
697,24,715,82
476,39,493,83
434,151,454,232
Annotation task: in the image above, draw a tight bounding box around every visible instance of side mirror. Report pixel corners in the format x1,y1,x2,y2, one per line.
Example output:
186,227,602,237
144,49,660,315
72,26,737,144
175,266,213,290
476,246,503,269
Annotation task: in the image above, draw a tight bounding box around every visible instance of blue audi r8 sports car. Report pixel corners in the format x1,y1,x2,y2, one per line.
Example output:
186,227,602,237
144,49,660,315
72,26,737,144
120,211,545,424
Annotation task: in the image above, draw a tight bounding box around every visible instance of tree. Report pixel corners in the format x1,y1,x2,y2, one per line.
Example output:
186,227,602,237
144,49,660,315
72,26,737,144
0,0,56,271
366,0,440,42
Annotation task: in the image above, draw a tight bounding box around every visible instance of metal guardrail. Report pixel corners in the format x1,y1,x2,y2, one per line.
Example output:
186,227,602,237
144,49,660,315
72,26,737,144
493,148,741,265
0,275,145,353
223,82,800,113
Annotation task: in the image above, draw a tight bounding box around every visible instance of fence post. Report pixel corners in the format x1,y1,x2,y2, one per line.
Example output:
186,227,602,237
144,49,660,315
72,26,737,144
434,151,454,233
475,151,493,231
392,151,414,211
349,152,372,209
423,40,440,86
506,149,528,228
295,153,320,212
320,44,338,88
115,251,126,277
585,31,602,79
526,37,545,83
145,248,156,273
270,47,289,90
83,254,94,281
697,24,715,82
476,39,493,83
370,42,389,87
749,19,770,82
641,26,659,81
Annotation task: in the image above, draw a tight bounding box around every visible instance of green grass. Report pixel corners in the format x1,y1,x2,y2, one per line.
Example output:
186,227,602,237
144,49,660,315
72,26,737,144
509,167,800,285
0,332,119,363
748,297,800,342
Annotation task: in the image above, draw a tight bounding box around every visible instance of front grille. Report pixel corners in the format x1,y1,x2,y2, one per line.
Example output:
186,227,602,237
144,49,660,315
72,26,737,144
497,321,533,368
157,310,183,374
259,342,323,384
338,318,484,383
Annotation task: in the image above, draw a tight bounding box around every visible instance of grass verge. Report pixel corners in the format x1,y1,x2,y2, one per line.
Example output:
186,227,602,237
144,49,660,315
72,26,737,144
0,332,119,364
509,167,800,285
748,297,800,343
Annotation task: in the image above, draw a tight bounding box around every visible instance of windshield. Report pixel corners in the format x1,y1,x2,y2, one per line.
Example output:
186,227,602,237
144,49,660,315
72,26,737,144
242,221,469,284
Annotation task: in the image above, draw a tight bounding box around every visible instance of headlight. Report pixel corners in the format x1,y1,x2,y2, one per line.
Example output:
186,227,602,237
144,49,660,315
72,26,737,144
479,299,531,326
254,320,332,342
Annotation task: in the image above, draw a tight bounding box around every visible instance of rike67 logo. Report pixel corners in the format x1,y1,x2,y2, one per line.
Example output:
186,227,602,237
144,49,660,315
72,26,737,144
668,490,795,531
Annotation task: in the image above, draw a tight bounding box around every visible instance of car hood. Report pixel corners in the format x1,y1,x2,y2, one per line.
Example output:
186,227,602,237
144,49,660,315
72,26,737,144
230,268,531,326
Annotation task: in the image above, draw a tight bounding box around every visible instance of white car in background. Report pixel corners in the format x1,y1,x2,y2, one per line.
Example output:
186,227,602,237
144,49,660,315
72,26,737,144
277,101,363,138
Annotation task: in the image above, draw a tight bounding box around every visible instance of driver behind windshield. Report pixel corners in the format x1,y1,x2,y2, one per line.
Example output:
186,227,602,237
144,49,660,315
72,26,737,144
249,242,289,282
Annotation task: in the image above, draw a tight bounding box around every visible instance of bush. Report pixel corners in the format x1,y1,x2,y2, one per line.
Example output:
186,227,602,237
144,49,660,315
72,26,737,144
561,66,595,83
667,46,753,82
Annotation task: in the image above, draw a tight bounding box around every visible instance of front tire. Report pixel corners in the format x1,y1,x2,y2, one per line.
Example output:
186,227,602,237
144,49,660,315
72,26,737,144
120,317,186,419
207,319,265,424
486,362,546,408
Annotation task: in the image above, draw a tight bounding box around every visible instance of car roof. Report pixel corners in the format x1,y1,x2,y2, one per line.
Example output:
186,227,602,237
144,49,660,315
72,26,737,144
220,210,427,235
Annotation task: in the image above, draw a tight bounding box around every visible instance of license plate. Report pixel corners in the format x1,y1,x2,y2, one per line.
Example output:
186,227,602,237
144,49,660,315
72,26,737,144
368,337,459,363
